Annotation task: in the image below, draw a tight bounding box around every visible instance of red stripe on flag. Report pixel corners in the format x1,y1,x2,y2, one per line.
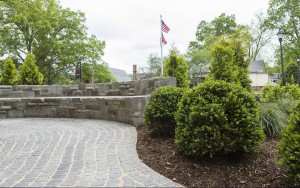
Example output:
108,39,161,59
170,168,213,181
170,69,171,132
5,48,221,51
162,33,167,45
161,20,170,33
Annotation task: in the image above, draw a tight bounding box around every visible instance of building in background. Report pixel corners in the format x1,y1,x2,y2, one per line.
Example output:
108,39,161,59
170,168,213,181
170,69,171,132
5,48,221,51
249,60,274,90
109,67,131,82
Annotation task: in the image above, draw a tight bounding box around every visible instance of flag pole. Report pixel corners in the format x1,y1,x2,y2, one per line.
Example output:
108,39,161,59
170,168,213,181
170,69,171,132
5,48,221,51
160,15,163,75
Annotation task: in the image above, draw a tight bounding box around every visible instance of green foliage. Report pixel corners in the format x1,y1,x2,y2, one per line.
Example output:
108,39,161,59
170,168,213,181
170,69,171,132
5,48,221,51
0,57,19,85
285,63,298,84
208,37,252,90
265,0,300,70
163,50,189,88
0,0,105,84
261,84,284,102
261,84,300,102
189,13,239,50
259,99,290,138
138,54,162,78
278,100,300,184
19,54,43,85
185,48,210,86
231,36,252,91
81,62,115,83
144,86,186,136
208,38,236,83
175,80,265,158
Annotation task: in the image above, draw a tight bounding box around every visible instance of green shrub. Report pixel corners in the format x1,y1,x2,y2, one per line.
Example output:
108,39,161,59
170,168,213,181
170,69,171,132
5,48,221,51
278,100,300,184
259,99,290,138
261,83,300,102
261,84,284,102
144,86,186,136
163,50,189,88
19,53,43,85
175,80,265,158
0,57,19,85
284,83,300,101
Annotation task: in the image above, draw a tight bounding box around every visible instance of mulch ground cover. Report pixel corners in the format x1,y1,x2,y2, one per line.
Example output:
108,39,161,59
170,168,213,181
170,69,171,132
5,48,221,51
136,125,295,188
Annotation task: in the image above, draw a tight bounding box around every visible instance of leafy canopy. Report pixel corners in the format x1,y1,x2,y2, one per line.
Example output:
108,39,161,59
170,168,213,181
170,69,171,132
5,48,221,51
0,0,108,84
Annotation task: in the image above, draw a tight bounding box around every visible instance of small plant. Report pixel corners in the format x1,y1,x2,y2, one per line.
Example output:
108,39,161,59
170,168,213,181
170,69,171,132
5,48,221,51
175,80,265,158
278,100,300,185
144,85,186,137
259,100,290,138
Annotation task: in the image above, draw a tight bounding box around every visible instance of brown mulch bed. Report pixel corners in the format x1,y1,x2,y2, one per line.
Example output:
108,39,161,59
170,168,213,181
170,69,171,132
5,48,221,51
136,125,294,188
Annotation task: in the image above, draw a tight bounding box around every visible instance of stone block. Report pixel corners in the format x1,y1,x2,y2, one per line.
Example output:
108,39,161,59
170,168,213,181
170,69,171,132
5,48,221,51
83,90,91,96
96,98,106,106
85,105,100,111
91,91,99,96
40,107,56,117
8,110,24,118
17,103,26,110
12,85,22,91
25,108,41,116
0,106,11,110
23,91,35,98
77,110,92,119
60,99,70,106
55,86,63,96
9,91,24,98
21,86,33,91
70,86,79,90
0,112,6,118
33,89,41,97
66,90,73,96
0,88,12,97
56,107,70,118
82,98,96,106
78,84,86,91
74,90,82,96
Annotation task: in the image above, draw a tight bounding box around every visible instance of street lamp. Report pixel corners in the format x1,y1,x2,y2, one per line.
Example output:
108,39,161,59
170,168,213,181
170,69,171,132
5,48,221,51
277,28,286,86
297,57,300,87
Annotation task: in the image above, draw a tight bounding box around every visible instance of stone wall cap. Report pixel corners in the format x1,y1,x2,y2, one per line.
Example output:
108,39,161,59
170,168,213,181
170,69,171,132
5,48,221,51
0,86,12,89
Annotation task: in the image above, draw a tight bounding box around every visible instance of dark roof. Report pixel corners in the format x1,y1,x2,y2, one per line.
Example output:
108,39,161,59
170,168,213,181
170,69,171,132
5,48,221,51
109,67,131,82
249,60,265,73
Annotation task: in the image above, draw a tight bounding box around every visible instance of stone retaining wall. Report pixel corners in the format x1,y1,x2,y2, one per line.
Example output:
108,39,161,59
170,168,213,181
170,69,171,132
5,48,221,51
0,96,149,126
0,77,176,98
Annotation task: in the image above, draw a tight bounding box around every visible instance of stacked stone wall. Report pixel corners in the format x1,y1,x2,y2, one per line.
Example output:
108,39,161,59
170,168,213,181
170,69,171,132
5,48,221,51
0,77,176,98
0,96,148,126
0,77,176,126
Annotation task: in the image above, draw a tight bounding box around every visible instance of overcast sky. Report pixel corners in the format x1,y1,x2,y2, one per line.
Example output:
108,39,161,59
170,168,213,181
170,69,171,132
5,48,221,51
60,0,270,74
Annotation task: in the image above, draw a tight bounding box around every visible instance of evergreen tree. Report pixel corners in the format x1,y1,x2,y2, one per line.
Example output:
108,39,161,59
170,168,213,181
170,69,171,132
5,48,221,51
209,38,236,83
209,37,252,91
19,53,43,85
163,50,189,88
231,37,252,91
0,57,19,85
285,63,298,84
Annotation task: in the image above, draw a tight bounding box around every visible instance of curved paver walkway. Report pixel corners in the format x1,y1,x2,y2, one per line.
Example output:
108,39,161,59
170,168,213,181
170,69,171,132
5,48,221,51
0,118,182,187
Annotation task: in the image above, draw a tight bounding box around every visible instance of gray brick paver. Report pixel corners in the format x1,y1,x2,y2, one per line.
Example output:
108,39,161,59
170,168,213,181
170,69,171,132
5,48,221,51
0,118,182,187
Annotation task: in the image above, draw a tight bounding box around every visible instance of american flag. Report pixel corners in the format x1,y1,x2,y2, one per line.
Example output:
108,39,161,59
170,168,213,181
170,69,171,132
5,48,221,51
162,33,167,45
161,19,170,33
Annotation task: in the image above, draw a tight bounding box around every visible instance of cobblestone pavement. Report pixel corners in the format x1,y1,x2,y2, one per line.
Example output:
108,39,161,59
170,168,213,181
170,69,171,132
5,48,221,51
0,118,182,187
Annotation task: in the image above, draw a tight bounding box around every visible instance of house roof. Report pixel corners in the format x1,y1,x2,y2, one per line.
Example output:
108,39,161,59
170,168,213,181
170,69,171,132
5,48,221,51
109,67,131,82
249,60,265,73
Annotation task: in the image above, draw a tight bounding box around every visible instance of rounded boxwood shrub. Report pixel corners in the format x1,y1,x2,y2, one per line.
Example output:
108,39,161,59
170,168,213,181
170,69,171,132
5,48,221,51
278,100,300,184
175,80,265,158
144,85,186,136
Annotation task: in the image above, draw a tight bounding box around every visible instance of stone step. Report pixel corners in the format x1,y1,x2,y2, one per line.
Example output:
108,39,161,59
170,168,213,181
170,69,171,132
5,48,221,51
0,106,12,111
